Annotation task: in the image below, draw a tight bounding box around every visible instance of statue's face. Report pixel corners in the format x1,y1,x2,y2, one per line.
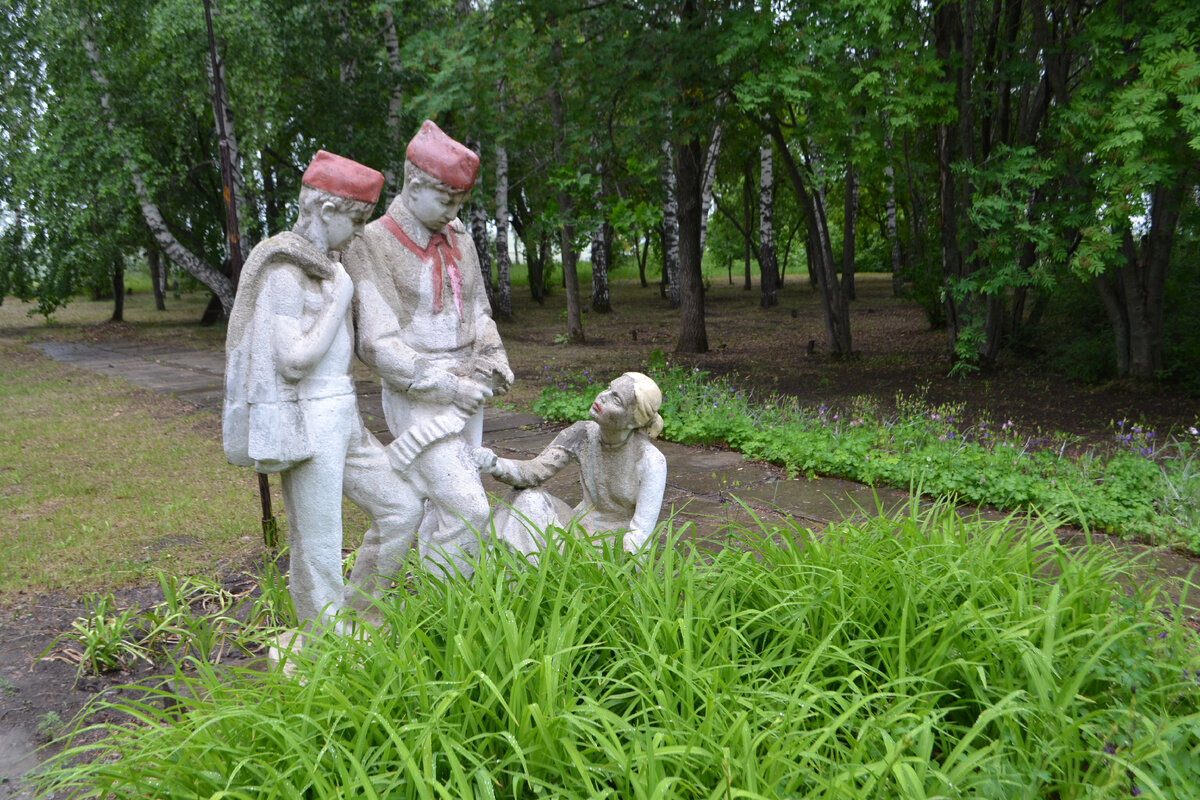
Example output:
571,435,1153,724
407,183,465,231
589,376,638,430
323,205,368,252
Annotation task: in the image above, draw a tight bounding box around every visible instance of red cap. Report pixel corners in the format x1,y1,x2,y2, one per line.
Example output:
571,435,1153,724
405,120,479,192
301,151,385,204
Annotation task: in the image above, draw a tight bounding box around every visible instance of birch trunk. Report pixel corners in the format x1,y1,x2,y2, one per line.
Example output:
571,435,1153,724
698,125,721,259
590,142,611,313
147,247,166,311
661,138,681,307
494,142,513,318
882,125,904,296
82,30,234,313
466,139,494,313
381,8,406,197
840,161,858,300
758,137,778,308
590,222,611,312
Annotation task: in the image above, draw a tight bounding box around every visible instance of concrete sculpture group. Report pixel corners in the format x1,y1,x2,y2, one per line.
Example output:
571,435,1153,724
223,122,666,639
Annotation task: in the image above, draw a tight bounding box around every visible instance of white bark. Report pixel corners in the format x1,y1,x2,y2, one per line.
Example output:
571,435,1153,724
759,137,774,250
661,138,680,307
494,141,512,317
698,125,721,258
759,136,778,306
467,139,494,311
882,125,904,295
82,30,235,313
381,9,406,197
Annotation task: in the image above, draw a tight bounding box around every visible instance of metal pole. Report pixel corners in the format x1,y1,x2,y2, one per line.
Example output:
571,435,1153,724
203,0,278,549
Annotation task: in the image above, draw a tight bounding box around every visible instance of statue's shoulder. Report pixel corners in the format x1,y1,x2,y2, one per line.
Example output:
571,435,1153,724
449,218,467,235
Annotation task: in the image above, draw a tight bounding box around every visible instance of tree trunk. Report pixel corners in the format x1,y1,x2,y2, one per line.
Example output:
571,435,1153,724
82,30,235,314
882,125,904,296
759,137,778,308
494,142,513,318
675,136,708,354
466,139,494,313
636,230,649,288
147,247,166,311
840,161,858,300
590,221,612,313
1094,183,1181,380
742,159,753,290
661,139,681,307
549,36,583,342
205,51,256,259
261,151,279,235
768,117,851,355
110,263,124,322
935,0,966,348
527,230,547,305
698,125,721,260
381,8,407,197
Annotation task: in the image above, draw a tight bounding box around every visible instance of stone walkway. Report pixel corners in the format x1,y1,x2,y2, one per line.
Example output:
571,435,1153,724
25,338,1200,585
25,339,919,546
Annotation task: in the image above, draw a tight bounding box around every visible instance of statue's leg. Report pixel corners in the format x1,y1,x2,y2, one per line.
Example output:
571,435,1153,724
491,488,568,558
341,413,423,611
413,436,490,581
280,396,355,634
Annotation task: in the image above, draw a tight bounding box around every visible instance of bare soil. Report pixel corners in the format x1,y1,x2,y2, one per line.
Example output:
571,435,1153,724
2,273,1196,794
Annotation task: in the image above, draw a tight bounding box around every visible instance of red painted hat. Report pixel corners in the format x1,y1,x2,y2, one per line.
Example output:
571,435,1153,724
405,120,479,192
301,150,385,204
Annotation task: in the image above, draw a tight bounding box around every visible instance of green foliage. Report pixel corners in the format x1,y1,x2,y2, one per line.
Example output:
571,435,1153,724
47,593,146,675
35,711,65,744
41,574,261,678
538,362,1200,551
37,511,1200,798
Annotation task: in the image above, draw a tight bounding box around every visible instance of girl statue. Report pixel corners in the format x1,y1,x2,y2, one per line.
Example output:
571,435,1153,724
475,372,667,557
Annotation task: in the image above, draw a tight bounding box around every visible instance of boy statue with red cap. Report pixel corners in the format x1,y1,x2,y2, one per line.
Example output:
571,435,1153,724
342,120,513,583
224,150,422,636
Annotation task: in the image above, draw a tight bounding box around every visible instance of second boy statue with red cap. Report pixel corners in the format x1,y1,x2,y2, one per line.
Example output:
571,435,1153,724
343,121,513,584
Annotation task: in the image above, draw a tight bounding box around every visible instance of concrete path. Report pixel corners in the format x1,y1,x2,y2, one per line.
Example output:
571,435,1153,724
25,339,919,547
23,339,1200,581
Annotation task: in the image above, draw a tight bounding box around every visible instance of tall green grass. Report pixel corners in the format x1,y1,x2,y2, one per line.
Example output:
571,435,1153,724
38,507,1200,798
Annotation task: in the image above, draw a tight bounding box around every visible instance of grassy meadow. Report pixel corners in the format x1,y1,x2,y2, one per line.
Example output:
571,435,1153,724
0,339,263,597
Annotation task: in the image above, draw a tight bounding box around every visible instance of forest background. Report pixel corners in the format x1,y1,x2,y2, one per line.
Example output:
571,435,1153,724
1,0,1198,388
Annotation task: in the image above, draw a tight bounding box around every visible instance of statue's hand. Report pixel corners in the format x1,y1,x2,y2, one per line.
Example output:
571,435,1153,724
324,263,354,314
472,447,498,474
410,367,492,412
493,363,515,395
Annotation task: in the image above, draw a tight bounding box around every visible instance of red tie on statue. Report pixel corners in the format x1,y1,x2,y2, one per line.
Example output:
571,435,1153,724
381,214,463,316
